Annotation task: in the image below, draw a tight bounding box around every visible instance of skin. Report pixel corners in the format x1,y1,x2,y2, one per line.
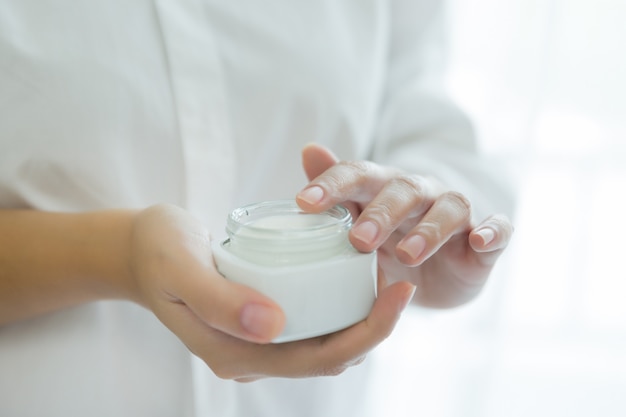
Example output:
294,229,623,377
297,143,513,308
0,144,512,382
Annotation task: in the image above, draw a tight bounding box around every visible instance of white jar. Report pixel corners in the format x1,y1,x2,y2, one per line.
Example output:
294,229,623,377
211,200,377,343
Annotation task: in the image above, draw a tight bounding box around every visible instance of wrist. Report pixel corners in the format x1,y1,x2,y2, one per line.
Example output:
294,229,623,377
81,209,141,304
0,209,140,325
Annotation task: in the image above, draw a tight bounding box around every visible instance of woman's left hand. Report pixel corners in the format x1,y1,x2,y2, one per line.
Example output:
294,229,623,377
296,144,514,308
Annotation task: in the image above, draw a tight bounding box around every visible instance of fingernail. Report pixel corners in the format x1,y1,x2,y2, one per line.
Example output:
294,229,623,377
352,221,379,245
398,235,427,260
240,304,283,339
298,186,324,205
475,227,495,246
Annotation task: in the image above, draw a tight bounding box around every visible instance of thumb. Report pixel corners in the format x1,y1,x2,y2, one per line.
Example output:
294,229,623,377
178,267,287,344
301,143,339,181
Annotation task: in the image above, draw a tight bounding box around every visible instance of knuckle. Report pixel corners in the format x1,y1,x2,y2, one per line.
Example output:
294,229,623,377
364,200,395,226
235,376,260,383
417,221,443,242
318,364,348,377
349,355,367,367
390,175,430,214
393,174,427,197
342,159,372,176
340,160,376,187
487,214,514,239
309,351,350,377
318,160,370,195
492,213,513,229
208,360,239,381
442,191,472,216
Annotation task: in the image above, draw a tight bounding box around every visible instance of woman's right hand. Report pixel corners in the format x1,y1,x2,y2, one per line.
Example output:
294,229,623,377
128,204,415,381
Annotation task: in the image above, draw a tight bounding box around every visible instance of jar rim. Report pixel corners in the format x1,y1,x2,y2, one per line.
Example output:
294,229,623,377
226,200,351,238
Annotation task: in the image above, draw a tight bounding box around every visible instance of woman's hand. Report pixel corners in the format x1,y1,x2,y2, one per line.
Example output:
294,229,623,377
296,144,513,308
128,204,415,381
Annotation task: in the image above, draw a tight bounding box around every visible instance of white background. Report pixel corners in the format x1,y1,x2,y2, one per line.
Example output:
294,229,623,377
369,1,626,416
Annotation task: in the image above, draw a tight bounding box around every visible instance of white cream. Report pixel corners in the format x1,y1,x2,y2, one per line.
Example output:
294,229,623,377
224,201,352,266
247,213,335,230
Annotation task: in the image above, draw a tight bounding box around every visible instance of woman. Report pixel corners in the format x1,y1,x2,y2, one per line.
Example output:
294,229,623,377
0,0,513,415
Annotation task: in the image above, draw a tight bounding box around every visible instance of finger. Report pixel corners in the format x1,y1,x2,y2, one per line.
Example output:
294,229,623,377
176,263,286,344
156,299,265,381
244,279,416,379
234,376,261,383
396,191,473,266
468,214,514,265
304,280,416,376
376,264,389,294
173,272,414,381
348,174,438,253
296,159,392,212
469,214,514,252
136,205,286,344
301,143,339,182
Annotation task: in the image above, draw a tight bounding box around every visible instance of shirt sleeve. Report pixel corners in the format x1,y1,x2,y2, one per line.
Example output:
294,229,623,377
371,0,515,220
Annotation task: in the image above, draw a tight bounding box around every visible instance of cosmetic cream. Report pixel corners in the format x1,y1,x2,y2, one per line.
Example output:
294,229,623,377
211,200,377,343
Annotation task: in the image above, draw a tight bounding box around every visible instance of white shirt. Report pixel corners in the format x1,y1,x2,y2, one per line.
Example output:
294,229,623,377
0,1,509,416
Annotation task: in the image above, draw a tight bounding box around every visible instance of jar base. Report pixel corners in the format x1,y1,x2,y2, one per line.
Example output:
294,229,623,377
212,239,377,343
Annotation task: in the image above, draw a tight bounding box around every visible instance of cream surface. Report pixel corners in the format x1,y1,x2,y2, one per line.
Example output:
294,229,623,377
247,213,335,230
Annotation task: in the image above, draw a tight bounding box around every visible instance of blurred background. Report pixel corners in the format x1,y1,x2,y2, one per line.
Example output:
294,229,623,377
368,0,626,416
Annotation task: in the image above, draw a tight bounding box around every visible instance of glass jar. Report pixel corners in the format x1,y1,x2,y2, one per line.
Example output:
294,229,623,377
224,200,352,266
212,200,377,343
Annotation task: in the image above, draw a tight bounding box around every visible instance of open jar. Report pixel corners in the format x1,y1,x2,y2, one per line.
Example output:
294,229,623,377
211,200,377,343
